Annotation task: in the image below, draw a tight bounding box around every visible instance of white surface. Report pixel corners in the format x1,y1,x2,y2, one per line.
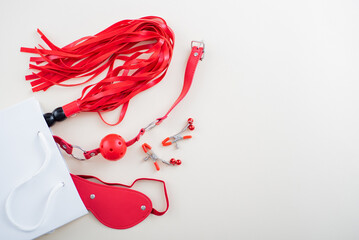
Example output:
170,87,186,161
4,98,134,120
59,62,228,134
0,98,88,240
0,0,359,239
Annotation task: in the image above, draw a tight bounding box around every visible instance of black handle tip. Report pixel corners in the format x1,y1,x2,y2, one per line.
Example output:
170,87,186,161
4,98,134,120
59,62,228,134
53,107,66,121
44,113,56,127
43,107,67,127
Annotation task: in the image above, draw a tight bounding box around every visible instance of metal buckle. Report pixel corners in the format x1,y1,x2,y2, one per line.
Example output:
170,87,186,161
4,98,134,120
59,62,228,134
70,145,87,161
191,41,205,60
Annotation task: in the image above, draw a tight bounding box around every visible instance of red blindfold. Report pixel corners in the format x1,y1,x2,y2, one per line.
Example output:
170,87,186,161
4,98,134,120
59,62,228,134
71,174,169,229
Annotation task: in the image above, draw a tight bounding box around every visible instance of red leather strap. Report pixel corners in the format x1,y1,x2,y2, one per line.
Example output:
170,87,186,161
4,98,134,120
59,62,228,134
83,148,101,159
76,175,169,216
53,135,73,154
157,45,204,124
125,128,145,147
62,101,80,117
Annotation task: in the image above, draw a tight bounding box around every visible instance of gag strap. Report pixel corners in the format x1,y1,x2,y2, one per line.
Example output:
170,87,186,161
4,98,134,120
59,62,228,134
156,41,205,124
75,174,169,216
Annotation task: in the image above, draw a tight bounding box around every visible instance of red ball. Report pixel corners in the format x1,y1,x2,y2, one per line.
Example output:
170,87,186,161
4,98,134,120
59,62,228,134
100,134,127,161
176,159,182,165
188,124,195,131
170,158,176,165
187,118,194,124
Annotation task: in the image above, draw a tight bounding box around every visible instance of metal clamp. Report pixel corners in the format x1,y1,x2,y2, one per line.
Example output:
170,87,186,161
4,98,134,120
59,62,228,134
162,121,193,149
142,143,170,171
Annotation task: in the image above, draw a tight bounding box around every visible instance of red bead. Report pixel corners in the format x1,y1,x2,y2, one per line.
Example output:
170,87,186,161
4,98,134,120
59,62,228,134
176,159,182,165
187,118,194,124
170,158,176,165
99,134,127,161
188,124,195,131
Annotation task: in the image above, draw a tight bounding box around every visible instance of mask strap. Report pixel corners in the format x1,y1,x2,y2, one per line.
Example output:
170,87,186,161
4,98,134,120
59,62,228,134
5,131,65,232
77,175,169,216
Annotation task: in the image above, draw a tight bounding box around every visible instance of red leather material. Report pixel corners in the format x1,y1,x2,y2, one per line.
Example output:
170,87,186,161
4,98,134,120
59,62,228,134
125,128,145,147
71,174,154,229
21,16,175,126
158,46,204,122
83,148,100,159
62,101,80,117
53,135,73,154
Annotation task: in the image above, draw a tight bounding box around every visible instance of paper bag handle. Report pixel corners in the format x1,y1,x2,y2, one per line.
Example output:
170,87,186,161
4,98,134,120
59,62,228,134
5,131,65,231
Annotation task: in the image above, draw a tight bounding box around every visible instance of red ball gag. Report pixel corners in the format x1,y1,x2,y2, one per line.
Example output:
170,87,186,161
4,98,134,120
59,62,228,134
100,134,127,161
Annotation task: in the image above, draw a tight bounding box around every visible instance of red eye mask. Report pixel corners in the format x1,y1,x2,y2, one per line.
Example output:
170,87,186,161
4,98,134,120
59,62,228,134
70,174,168,229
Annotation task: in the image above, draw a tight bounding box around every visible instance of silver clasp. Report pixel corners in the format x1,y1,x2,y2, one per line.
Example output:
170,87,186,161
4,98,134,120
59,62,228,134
143,119,159,131
70,145,87,161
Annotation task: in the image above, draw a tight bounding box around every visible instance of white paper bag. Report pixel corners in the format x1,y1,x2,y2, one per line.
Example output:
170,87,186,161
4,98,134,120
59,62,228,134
0,98,88,240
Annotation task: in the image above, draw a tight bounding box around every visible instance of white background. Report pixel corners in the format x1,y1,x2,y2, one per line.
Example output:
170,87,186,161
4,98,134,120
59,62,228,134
1,0,359,239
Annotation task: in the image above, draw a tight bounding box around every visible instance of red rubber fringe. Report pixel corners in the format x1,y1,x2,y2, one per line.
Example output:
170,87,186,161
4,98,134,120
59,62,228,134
21,16,174,125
